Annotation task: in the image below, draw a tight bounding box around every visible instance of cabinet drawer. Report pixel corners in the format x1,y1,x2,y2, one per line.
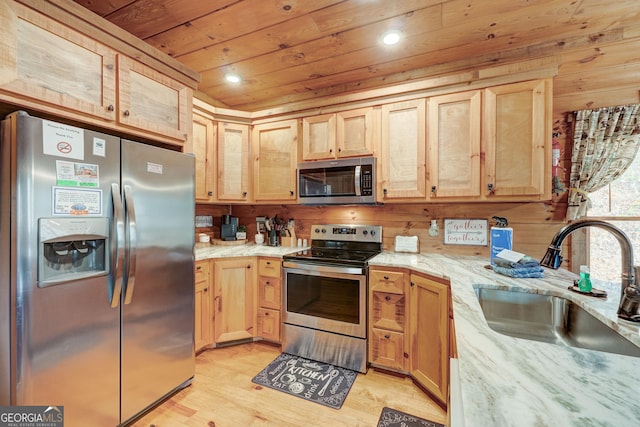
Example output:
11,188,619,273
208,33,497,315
258,276,281,310
371,292,405,332
369,269,405,294
369,329,405,371
258,258,281,278
257,308,281,342
195,260,210,284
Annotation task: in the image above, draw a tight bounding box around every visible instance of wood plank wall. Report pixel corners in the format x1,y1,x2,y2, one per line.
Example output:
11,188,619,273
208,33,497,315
196,104,575,266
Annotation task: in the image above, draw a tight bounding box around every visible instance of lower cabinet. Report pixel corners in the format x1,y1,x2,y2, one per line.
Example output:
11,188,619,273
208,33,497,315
256,258,282,342
213,258,257,343
368,267,451,407
409,273,450,405
194,260,213,352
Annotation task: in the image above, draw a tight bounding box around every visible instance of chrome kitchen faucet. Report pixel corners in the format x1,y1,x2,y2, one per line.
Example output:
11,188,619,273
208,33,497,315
540,219,640,322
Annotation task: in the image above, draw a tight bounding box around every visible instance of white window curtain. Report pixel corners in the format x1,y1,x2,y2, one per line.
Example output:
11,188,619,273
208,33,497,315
566,104,640,221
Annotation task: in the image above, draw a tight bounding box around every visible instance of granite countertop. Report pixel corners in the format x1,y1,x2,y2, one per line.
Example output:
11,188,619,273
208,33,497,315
194,241,305,261
369,252,640,427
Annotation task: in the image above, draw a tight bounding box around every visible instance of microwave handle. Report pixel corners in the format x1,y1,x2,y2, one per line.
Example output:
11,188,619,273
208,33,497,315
354,165,362,196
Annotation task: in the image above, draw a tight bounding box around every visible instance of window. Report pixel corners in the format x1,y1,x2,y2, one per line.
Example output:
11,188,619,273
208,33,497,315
586,151,640,282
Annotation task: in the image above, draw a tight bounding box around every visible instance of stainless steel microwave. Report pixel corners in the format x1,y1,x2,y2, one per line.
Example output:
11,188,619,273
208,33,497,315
297,157,376,205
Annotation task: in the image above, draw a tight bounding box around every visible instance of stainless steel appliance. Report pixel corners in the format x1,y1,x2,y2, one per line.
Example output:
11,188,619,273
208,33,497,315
297,157,376,205
0,112,195,426
282,224,382,373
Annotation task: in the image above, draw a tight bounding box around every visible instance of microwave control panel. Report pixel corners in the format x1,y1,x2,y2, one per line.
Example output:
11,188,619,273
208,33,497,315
361,165,373,195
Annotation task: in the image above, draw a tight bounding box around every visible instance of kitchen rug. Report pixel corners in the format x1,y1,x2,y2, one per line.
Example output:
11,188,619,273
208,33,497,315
377,407,446,427
251,353,358,409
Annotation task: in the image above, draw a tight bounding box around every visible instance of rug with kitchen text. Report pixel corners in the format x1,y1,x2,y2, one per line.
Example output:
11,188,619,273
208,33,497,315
377,407,446,427
251,353,358,409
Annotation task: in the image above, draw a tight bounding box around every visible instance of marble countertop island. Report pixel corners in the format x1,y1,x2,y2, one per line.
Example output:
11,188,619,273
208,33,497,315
370,252,640,427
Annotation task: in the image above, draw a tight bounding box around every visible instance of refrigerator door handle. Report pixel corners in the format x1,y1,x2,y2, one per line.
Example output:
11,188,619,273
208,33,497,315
123,184,138,305
110,183,124,308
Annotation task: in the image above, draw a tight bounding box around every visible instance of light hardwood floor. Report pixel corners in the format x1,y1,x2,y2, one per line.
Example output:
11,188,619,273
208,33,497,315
131,342,447,426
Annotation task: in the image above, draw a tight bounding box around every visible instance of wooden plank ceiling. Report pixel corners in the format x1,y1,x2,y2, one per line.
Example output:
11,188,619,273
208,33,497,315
71,0,640,113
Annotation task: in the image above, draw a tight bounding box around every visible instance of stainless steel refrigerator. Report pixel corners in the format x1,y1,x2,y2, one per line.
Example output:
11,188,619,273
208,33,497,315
0,111,195,426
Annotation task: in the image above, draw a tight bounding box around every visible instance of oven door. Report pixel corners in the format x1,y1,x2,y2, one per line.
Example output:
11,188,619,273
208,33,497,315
283,262,366,338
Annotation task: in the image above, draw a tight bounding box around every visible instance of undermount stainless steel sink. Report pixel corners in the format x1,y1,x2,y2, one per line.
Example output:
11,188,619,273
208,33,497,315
475,287,640,358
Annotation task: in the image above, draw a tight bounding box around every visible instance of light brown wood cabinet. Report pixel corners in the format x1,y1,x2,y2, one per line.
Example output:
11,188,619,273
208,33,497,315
216,122,251,202
301,107,375,160
483,79,551,200
213,258,256,343
256,258,282,342
0,1,193,145
378,99,427,201
192,113,216,202
194,260,213,352
252,120,298,202
427,90,482,199
409,273,450,406
368,268,408,371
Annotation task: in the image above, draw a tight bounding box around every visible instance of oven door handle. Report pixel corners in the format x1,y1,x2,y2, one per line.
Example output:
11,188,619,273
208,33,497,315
283,260,365,275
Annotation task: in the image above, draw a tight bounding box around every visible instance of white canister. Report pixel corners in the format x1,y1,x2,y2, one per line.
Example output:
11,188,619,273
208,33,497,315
255,233,264,245
198,233,210,243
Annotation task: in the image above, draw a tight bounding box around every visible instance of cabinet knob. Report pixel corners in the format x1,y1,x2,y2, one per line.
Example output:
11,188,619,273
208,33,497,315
290,190,294,196
385,295,391,301
123,110,130,117
107,104,114,112
329,148,333,153
196,266,202,270
242,191,247,197
204,288,208,292
383,275,389,280
266,281,270,285
487,183,494,192
383,188,388,196
410,281,415,287
208,191,213,196
265,311,269,316
431,186,437,193
247,265,251,269
338,147,342,152
266,261,271,265
384,334,390,339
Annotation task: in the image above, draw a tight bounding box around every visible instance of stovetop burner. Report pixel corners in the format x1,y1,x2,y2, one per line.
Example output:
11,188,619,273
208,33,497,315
283,224,382,268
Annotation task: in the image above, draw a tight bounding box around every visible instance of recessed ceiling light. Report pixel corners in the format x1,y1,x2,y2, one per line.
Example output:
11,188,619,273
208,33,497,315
381,30,402,46
225,73,241,83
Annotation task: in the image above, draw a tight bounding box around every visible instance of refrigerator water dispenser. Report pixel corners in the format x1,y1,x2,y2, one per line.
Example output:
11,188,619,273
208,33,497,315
38,217,109,287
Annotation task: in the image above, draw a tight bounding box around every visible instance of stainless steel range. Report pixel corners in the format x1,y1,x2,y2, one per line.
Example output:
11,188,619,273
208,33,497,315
282,224,382,373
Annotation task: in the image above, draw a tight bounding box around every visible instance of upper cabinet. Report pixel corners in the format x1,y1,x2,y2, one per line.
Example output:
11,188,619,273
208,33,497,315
427,90,482,199
0,0,197,146
378,99,427,202
117,56,191,142
483,79,551,200
216,122,251,203
252,120,298,202
192,113,216,203
301,107,375,161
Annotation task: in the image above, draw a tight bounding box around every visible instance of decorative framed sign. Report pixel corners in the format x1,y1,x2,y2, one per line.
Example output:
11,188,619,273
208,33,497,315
443,219,488,246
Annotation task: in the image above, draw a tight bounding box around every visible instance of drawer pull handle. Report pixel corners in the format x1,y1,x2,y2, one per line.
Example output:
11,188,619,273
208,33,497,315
385,295,391,301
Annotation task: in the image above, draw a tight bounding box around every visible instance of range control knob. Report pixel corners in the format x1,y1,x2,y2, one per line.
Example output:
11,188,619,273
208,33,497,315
321,228,327,234
314,228,320,234
362,230,368,235
370,230,376,237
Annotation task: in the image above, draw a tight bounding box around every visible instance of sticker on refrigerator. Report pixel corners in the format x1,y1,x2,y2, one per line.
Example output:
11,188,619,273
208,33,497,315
93,137,106,157
56,160,99,187
42,119,85,160
52,187,102,215
146,162,163,174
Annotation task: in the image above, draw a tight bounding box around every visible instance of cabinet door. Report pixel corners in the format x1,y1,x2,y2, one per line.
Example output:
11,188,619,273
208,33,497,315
336,107,375,158
379,99,427,201
192,113,216,202
409,274,449,405
252,120,298,202
117,55,190,142
302,113,336,160
428,90,482,199
0,1,117,120
483,79,551,199
370,329,405,371
213,258,256,343
217,122,250,202
195,281,212,351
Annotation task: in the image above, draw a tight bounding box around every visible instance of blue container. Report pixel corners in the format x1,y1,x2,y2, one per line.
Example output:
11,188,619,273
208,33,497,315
490,227,513,265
